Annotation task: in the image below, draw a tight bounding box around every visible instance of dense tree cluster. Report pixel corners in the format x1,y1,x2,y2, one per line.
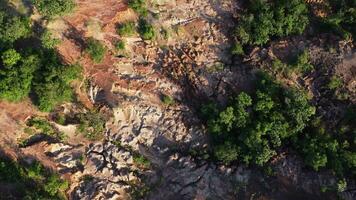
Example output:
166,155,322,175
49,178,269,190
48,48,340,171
202,73,315,165
236,0,309,46
0,9,80,111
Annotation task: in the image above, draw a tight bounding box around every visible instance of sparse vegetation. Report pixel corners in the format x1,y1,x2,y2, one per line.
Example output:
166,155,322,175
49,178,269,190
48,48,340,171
76,110,106,140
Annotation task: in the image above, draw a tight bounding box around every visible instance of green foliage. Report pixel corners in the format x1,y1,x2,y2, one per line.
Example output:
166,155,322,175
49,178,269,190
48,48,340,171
161,94,174,106
294,112,356,176
117,22,136,36
236,0,309,45
133,154,151,168
138,19,155,40
128,0,148,16
0,50,39,101
1,49,21,67
320,0,356,39
202,73,315,165
0,11,30,44
0,157,68,199
270,50,313,77
0,10,81,110
293,50,314,73
328,75,343,90
33,51,81,112
85,38,106,63
27,117,57,136
76,110,106,140
31,0,75,18
337,179,347,192
115,40,125,50
41,30,60,49
231,42,244,55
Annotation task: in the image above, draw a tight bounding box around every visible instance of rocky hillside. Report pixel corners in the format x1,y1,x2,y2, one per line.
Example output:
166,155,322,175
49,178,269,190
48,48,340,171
0,0,355,199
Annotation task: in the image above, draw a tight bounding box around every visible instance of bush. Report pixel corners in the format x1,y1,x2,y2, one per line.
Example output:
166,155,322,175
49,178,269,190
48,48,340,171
85,38,106,63
31,0,75,18
138,19,155,40
128,0,148,16
117,22,136,36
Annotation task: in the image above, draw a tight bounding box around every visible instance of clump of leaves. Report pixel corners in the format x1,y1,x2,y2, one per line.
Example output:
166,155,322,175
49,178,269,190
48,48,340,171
117,22,136,37
85,38,106,63
138,19,155,40
76,110,106,140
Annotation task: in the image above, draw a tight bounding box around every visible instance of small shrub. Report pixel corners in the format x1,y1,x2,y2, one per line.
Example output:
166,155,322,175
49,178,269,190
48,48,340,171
27,117,56,136
40,30,60,49
328,75,343,90
337,179,347,192
128,0,147,16
115,40,125,50
117,22,136,36
161,94,174,106
85,38,106,63
231,42,244,55
133,154,151,168
138,19,155,40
